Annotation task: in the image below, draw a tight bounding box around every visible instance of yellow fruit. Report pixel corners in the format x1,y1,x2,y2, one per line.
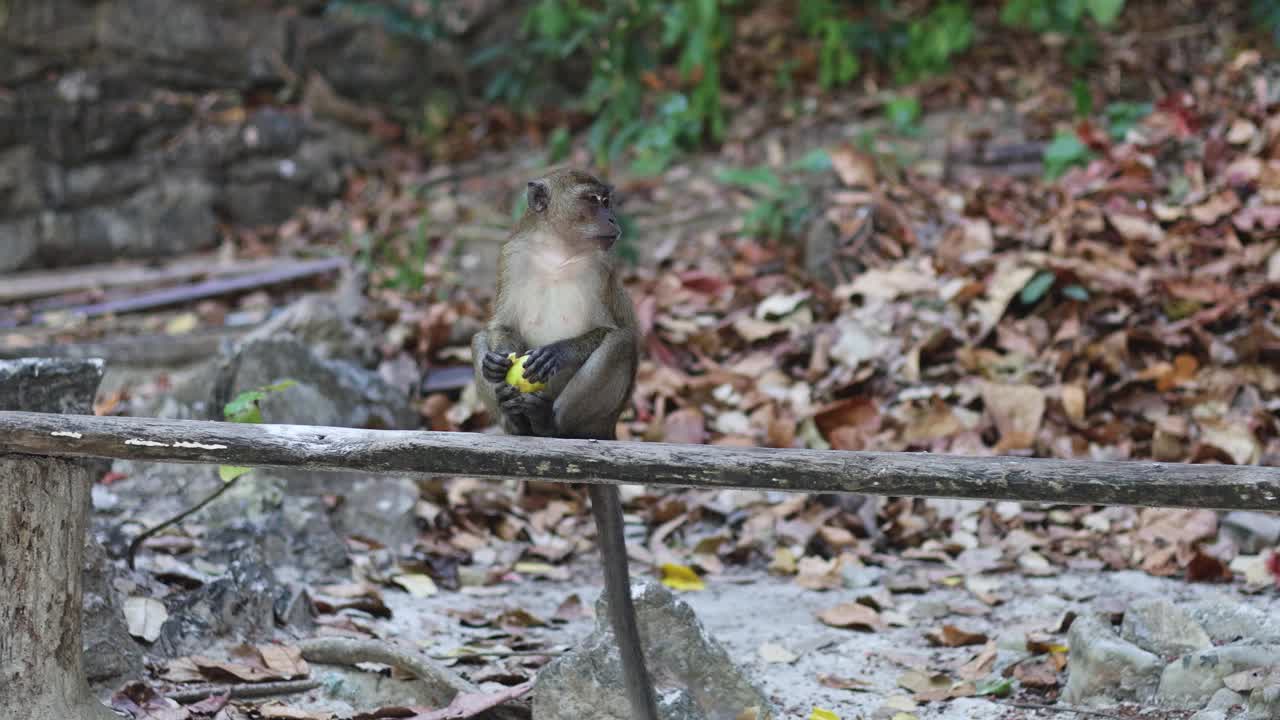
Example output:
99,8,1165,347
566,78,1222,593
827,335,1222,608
505,353,546,393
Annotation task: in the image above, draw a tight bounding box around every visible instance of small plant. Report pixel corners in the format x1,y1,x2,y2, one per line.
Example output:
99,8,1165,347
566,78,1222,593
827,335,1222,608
1000,0,1125,68
1042,130,1093,180
1103,100,1152,140
897,1,974,82
884,95,923,135
127,380,297,568
718,161,822,240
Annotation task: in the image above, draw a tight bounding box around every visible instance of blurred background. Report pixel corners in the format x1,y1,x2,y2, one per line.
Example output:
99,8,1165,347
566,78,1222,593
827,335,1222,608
3,2,1280,718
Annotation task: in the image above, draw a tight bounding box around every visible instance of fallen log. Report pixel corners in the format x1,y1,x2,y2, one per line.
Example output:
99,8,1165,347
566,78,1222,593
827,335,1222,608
0,410,1277,511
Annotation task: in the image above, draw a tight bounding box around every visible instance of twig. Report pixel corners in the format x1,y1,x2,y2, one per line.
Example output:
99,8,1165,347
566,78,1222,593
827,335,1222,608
428,649,566,660
998,700,1126,719
126,472,244,570
166,678,321,703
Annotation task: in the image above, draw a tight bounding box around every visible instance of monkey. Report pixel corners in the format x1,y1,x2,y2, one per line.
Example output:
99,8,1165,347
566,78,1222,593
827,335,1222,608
471,168,659,720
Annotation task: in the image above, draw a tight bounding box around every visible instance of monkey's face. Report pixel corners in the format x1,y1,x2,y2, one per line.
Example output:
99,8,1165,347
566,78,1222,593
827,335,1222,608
527,170,621,253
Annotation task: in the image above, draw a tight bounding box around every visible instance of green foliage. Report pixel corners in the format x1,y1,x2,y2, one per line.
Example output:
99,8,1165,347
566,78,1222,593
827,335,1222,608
897,2,974,81
326,0,448,42
884,95,922,135
1019,270,1056,305
1042,130,1092,180
798,0,863,89
1000,0,1126,68
976,677,1015,697
219,380,296,482
1256,0,1280,44
478,0,735,175
1103,101,1152,140
718,159,826,240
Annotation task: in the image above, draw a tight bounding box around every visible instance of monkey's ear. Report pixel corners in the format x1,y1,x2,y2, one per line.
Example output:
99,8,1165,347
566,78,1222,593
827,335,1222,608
527,180,550,213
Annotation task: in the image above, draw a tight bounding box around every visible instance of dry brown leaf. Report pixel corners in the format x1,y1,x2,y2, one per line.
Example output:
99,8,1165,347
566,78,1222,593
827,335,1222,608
924,624,989,648
981,383,1046,451
817,602,885,631
832,145,878,187
1190,191,1240,224
1106,211,1164,243
956,642,998,681
973,264,1037,338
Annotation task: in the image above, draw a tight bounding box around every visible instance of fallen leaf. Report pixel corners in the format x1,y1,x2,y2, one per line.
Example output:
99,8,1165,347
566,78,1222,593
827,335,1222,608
831,145,878,187
818,602,884,631
1012,657,1059,689
808,708,840,720
817,673,873,691
392,574,439,598
660,563,706,591
924,624,988,647
973,264,1037,338
259,703,325,720
956,642,998,681
124,597,168,643
663,407,707,444
981,383,1046,451
258,645,309,679
1190,191,1240,224
1106,211,1164,243
759,642,799,664
1060,384,1086,424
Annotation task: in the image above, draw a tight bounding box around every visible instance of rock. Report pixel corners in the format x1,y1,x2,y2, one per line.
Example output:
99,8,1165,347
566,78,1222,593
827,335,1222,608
1156,643,1280,709
1062,613,1162,704
1207,687,1247,711
156,546,283,657
1121,598,1213,658
154,329,415,430
1221,512,1280,554
82,536,144,684
331,477,421,551
0,216,41,272
1248,686,1280,720
533,581,775,720
241,294,376,367
1185,598,1280,644
1189,711,1228,720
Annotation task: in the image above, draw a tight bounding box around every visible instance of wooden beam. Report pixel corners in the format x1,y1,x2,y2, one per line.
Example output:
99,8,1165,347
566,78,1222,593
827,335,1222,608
1,411,1277,511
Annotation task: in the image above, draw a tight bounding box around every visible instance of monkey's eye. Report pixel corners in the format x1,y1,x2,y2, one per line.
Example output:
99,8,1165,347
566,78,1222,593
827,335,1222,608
600,194,610,208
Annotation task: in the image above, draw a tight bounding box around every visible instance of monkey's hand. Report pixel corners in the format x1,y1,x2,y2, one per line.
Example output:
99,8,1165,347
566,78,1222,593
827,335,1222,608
522,342,571,383
496,384,556,437
482,351,515,384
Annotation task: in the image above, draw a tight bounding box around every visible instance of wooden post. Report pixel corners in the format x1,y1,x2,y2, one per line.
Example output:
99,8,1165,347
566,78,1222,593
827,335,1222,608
0,358,119,720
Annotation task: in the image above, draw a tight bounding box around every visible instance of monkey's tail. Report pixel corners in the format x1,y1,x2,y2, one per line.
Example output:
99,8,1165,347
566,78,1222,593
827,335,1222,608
588,482,661,720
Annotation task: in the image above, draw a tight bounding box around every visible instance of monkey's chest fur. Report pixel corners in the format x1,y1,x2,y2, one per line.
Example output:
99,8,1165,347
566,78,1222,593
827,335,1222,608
503,243,612,349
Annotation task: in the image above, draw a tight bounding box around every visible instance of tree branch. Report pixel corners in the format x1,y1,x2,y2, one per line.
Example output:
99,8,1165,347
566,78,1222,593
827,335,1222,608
1,411,1277,510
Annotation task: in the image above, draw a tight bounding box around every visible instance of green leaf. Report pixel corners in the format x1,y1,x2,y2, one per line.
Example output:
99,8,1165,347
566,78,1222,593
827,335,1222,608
976,677,1015,697
1042,131,1092,180
792,148,832,172
1072,78,1093,117
885,96,922,133
223,380,297,424
717,166,782,191
1020,270,1056,305
219,465,252,483
1084,0,1125,25
1062,284,1090,301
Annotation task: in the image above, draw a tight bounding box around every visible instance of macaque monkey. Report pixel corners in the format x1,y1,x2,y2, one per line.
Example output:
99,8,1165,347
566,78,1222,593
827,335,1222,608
471,169,658,719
